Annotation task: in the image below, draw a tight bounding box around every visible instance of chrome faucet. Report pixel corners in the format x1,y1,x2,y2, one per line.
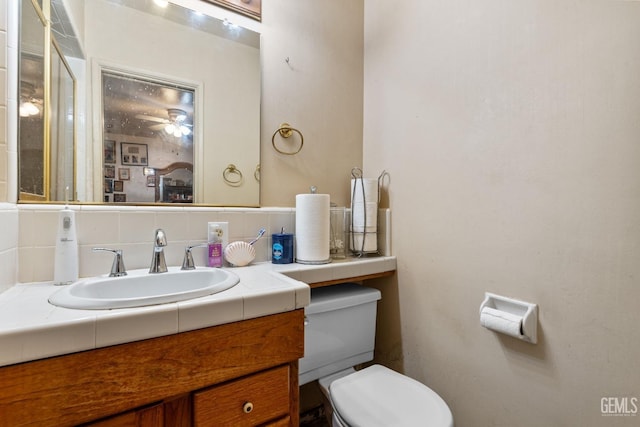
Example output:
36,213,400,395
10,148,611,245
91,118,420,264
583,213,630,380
149,229,168,273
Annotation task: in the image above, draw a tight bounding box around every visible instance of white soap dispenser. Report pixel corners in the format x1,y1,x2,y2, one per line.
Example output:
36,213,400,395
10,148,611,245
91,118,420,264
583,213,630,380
53,189,79,285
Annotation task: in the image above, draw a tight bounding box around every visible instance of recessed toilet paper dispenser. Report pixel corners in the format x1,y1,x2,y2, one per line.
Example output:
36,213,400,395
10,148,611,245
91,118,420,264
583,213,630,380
479,292,538,344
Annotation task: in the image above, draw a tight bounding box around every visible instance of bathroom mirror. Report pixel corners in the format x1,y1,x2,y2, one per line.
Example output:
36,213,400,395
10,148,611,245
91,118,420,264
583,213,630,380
18,0,261,206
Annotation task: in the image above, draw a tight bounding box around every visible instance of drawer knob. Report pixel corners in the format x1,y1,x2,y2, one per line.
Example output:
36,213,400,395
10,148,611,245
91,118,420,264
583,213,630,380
243,401,254,414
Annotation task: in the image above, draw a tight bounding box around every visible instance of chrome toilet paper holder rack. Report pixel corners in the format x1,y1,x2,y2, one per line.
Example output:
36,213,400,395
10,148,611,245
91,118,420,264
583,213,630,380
479,292,538,344
349,168,390,257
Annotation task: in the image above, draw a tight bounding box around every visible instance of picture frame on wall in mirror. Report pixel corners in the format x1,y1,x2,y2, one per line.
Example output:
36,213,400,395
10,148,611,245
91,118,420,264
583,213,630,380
147,175,156,187
121,143,148,166
114,193,127,203
119,168,130,180
204,0,261,21
104,165,115,179
104,140,116,164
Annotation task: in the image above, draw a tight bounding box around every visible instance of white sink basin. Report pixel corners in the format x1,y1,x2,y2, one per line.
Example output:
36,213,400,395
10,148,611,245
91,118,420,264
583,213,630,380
49,267,240,310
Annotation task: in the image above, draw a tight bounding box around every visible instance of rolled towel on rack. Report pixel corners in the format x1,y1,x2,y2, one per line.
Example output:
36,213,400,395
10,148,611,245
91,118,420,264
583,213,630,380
350,232,377,253
352,201,378,230
351,178,378,204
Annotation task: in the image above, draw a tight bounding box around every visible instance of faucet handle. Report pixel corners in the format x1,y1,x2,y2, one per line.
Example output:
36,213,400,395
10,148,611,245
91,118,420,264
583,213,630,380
182,243,208,270
154,229,167,247
92,247,127,277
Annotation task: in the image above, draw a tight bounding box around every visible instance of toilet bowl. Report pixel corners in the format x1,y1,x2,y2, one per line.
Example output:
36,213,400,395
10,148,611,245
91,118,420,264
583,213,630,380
321,365,453,427
300,283,454,427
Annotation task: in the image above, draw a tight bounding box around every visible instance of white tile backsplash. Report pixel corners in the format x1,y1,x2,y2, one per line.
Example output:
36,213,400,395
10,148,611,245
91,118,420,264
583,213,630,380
0,0,7,32
0,247,16,292
14,206,296,283
183,212,216,241
0,205,17,291
155,211,189,243
77,210,120,245
118,211,158,244
7,205,390,284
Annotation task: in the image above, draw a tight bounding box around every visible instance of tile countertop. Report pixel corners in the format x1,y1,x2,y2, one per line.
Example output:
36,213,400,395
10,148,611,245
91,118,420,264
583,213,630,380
0,256,396,367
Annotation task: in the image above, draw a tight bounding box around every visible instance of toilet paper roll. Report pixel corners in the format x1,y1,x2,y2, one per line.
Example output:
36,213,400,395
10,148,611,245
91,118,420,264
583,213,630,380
480,307,523,338
351,178,378,205
352,201,378,230
296,194,331,264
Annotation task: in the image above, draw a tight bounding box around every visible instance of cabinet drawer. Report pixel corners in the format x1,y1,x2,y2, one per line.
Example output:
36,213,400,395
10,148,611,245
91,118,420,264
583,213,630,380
193,365,290,426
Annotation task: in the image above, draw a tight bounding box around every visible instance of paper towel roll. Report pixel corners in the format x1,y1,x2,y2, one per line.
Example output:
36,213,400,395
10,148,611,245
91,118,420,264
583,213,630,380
296,194,331,264
351,178,378,204
480,307,523,338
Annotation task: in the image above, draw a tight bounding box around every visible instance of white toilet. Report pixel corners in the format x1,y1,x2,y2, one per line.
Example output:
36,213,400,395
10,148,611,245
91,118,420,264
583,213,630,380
299,283,454,427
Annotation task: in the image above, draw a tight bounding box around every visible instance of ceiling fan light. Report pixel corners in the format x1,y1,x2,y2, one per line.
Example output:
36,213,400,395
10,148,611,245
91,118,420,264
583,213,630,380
173,128,183,137
165,123,176,134
20,101,40,117
179,125,191,136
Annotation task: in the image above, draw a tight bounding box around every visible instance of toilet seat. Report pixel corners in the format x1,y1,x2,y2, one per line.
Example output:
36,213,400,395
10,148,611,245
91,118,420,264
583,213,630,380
329,365,454,427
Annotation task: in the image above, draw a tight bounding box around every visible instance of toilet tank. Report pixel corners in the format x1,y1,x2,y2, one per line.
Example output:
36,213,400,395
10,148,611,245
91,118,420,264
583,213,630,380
299,283,382,385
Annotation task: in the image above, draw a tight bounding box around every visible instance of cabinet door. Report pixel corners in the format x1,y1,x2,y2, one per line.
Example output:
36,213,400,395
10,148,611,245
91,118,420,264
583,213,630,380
193,366,290,426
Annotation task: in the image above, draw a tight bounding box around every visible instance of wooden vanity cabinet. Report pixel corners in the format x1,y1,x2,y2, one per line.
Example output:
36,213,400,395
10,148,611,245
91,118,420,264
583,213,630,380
0,309,304,427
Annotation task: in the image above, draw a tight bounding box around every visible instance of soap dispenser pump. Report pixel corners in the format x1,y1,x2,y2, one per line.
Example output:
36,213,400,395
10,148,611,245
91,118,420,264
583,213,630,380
53,189,79,285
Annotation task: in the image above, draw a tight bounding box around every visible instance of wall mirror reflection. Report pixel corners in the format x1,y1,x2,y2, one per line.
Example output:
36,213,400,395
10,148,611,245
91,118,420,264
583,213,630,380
18,0,261,206
18,1,46,200
50,40,76,202
19,0,77,202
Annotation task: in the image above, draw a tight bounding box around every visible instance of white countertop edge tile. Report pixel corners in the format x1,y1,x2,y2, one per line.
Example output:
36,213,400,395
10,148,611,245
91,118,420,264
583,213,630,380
0,256,395,367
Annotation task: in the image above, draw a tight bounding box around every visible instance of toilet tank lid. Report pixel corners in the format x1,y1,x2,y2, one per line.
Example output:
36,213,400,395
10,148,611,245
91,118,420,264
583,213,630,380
306,283,381,315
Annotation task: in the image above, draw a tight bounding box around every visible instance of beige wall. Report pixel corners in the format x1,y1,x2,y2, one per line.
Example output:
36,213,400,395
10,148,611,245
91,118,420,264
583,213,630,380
364,1,640,426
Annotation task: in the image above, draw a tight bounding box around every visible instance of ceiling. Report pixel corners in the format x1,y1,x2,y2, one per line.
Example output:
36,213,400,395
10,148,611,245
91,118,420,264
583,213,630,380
102,72,195,141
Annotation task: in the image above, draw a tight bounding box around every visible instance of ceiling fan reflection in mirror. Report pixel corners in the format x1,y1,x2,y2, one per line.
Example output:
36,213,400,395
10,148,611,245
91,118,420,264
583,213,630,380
19,82,43,118
136,108,193,138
